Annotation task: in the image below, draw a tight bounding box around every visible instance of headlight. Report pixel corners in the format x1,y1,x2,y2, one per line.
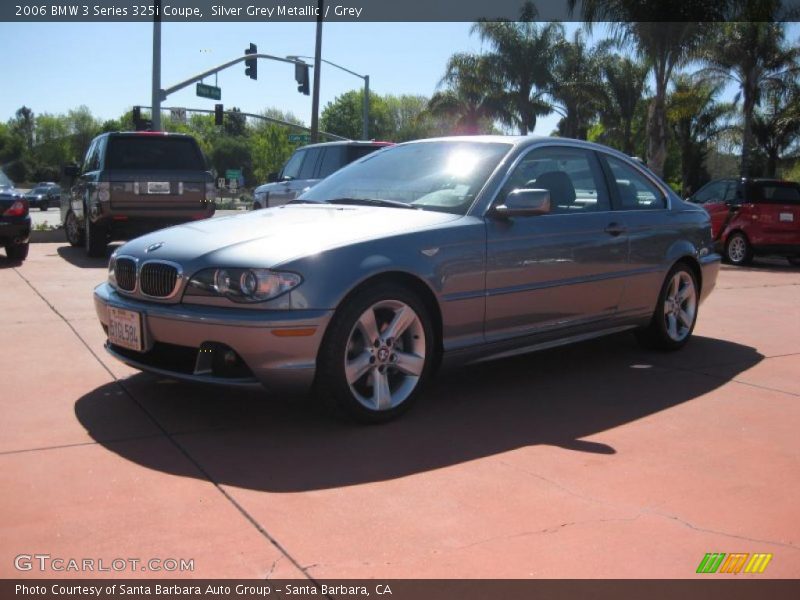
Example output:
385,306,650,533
186,268,302,303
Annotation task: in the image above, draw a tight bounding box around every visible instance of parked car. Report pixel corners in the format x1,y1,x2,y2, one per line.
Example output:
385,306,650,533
688,178,800,266
24,184,60,211
252,140,393,209
94,137,720,422
62,131,215,257
0,169,30,261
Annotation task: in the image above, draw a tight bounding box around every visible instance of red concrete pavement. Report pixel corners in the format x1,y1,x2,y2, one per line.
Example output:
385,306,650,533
1,243,799,579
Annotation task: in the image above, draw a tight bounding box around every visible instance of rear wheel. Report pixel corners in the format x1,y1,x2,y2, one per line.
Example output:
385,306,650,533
317,283,435,423
84,211,107,257
635,264,698,351
725,232,753,266
5,242,29,261
65,210,84,247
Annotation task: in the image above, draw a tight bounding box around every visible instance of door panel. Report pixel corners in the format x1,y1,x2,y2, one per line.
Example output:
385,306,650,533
484,146,628,341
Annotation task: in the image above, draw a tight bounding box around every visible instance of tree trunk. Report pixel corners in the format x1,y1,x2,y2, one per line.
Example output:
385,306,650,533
741,69,757,177
766,150,778,178
646,87,668,178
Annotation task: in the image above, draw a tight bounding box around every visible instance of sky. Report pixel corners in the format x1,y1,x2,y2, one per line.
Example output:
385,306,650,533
0,21,584,136
0,21,797,139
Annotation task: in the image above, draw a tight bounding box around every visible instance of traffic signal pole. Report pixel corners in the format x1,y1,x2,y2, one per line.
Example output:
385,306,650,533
151,0,162,130
310,0,324,143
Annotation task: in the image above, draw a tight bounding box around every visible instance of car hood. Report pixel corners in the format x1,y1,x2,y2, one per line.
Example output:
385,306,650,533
118,203,461,267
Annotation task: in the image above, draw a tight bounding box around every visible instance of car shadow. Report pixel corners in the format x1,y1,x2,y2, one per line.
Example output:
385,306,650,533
57,243,122,267
74,334,763,493
720,257,798,273
0,256,24,269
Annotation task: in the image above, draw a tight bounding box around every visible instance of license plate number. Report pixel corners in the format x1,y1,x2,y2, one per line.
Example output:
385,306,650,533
147,181,171,194
108,307,143,352
779,212,794,222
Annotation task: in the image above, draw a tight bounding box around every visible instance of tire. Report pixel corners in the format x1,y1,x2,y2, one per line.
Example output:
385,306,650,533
39,201,48,211
788,257,800,267
725,232,753,266
316,283,436,423
6,242,29,261
84,211,107,258
65,210,84,247
252,202,262,210
635,263,699,351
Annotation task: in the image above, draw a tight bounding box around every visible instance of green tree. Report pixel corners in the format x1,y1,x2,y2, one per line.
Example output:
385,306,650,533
751,82,800,177
597,52,649,155
65,106,100,163
210,137,253,185
551,30,605,140
32,113,72,174
570,0,723,176
471,3,563,134
321,89,393,140
429,53,501,135
11,106,35,152
700,19,799,176
667,75,735,195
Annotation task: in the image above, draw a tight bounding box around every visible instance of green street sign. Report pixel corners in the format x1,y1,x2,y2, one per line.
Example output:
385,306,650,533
196,83,221,100
288,133,310,143
225,169,242,181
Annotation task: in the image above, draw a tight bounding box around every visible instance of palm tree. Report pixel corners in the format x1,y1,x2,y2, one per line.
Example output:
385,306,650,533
597,52,649,155
428,53,501,135
569,0,721,177
550,30,605,140
751,82,800,177
700,21,799,176
471,3,563,135
668,74,735,196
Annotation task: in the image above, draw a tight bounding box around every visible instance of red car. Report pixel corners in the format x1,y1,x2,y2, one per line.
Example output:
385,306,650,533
688,178,800,266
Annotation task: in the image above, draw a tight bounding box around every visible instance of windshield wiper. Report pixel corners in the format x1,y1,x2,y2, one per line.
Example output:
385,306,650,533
325,197,416,210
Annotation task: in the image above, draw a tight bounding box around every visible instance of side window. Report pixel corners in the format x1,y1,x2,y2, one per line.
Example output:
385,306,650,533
694,181,726,204
281,150,306,180
605,156,666,210
82,140,98,173
297,148,322,179
318,146,346,178
499,146,610,214
723,182,739,203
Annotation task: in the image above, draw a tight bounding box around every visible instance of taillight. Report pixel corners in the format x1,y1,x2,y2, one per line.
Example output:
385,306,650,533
3,200,28,217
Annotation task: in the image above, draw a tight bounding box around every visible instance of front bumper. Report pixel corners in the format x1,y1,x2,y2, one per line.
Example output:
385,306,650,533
94,283,333,393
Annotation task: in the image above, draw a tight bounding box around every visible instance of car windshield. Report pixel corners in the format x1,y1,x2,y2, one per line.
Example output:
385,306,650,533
297,141,511,215
30,186,49,194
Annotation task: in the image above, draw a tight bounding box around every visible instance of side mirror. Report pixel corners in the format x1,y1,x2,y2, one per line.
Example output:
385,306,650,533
267,172,279,183
492,189,551,218
684,196,693,203
62,164,79,178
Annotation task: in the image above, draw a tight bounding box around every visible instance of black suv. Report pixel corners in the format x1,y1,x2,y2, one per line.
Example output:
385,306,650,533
0,169,30,261
62,132,215,257
252,140,393,209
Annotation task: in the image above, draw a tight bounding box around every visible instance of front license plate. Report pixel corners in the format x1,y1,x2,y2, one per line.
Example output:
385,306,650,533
779,212,794,222
147,181,171,194
108,307,143,352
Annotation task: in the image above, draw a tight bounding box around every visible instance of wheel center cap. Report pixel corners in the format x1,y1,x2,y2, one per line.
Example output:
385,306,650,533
377,347,390,363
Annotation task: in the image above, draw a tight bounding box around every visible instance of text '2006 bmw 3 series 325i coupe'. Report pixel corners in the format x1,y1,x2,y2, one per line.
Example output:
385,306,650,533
94,137,721,422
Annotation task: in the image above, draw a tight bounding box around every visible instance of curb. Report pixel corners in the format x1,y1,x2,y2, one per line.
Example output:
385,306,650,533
30,228,65,243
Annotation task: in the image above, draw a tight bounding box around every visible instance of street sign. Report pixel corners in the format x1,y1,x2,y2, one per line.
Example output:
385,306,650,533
196,83,221,100
288,133,311,143
170,108,187,124
225,169,242,181
229,180,238,192
217,177,226,189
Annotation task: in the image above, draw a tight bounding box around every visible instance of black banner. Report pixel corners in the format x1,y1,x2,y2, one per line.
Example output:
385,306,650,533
2,0,800,23
5,580,800,600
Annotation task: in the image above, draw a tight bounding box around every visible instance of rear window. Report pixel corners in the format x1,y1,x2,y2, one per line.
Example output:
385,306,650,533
105,137,206,171
750,182,800,205
346,145,385,162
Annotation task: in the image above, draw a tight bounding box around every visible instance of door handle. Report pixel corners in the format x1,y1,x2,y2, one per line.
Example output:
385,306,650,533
604,223,627,236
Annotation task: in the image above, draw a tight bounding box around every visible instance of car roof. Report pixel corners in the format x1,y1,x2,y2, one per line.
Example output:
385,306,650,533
102,131,198,139
298,140,395,149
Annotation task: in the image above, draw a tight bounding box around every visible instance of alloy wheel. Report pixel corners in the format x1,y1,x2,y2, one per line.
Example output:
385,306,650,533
663,271,697,342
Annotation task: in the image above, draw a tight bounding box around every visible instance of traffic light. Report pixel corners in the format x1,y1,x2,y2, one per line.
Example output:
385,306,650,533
214,104,224,126
295,62,310,95
244,43,257,80
132,106,151,131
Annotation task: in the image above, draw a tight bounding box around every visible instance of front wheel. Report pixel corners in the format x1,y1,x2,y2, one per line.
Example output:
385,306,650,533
635,264,699,351
316,283,435,423
725,232,753,266
65,210,84,247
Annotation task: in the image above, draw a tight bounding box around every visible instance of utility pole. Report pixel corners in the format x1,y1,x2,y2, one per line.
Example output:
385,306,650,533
363,75,369,140
151,0,162,130
310,0,324,143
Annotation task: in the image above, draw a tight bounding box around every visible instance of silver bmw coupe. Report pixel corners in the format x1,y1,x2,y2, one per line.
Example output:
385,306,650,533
94,136,720,421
